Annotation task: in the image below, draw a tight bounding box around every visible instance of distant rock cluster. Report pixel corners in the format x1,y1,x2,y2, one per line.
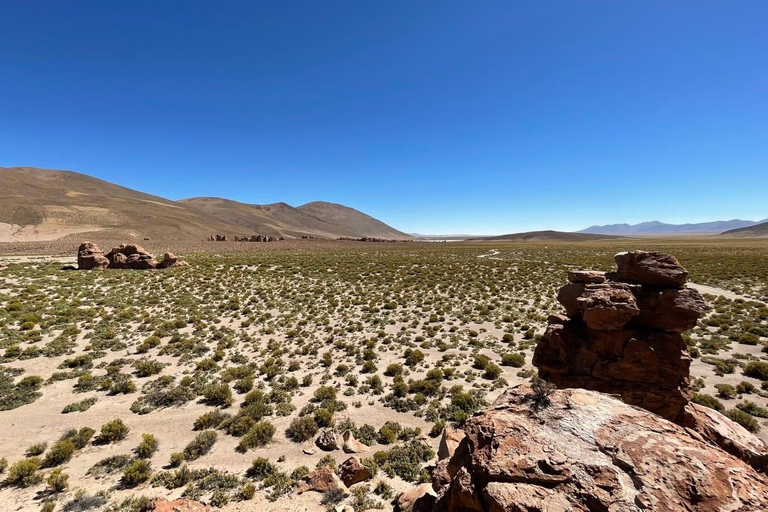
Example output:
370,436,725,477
533,251,707,421
208,234,284,242
76,242,188,270
337,236,404,242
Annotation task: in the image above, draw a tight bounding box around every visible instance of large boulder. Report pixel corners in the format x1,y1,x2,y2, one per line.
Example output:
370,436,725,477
396,483,437,512
338,456,372,487
613,251,689,287
296,466,349,495
432,385,768,511
315,428,340,451
437,426,464,461
77,242,109,270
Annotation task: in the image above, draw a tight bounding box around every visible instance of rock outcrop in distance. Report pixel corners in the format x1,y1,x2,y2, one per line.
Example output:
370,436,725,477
431,384,768,511
77,242,188,270
533,251,706,421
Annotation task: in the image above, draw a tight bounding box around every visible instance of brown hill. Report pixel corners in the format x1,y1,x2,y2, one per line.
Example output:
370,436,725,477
720,221,768,238
471,230,623,242
0,166,410,242
181,198,411,240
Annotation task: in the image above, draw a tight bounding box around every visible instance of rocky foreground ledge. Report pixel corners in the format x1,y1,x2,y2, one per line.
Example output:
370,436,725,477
427,383,768,512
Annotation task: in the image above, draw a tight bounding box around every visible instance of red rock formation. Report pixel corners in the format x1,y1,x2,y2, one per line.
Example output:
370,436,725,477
432,385,768,511
77,241,109,270
75,242,187,270
533,251,706,421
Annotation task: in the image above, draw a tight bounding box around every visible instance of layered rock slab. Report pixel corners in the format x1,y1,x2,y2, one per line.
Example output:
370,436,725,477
432,385,768,511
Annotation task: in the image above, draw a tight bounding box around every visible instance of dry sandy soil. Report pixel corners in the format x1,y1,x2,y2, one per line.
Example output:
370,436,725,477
0,240,766,512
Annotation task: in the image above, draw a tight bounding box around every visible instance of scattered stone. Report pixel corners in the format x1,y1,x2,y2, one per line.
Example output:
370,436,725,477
342,430,368,454
431,384,768,512
296,466,349,495
315,428,340,451
337,457,372,487
302,446,317,455
145,498,215,512
396,483,437,512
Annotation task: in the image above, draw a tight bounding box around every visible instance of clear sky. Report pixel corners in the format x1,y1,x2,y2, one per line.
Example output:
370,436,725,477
1,1,766,235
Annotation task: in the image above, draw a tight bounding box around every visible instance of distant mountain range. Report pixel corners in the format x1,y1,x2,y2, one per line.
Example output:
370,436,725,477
579,219,768,235
0,166,411,242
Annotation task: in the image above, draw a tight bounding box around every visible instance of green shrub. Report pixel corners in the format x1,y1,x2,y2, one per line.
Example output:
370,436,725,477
247,457,277,480
691,393,725,412
97,419,130,444
715,383,737,399
202,382,234,407
6,457,42,487
725,409,761,433
744,362,768,380
183,430,217,461
122,459,152,487
135,433,159,459
62,397,97,413
42,440,75,467
46,468,69,493
238,421,276,451
26,442,47,457
194,410,231,430
501,353,525,367
286,416,318,442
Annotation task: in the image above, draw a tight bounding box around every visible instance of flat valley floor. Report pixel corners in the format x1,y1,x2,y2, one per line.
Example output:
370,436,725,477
1,239,767,511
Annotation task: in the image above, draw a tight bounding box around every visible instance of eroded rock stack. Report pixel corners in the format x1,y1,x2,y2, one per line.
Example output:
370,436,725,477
77,241,110,270
76,242,188,270
233,234,282,242
431,384,768,511
532,251,706,421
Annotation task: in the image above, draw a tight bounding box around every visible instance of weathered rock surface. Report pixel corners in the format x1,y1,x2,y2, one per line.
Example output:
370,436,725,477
396,483,437,512
146,498,215,512
77,241,109,270
567,269,606,284
432,385,768,511
681,401,768,472
533,251,705,421
296,466,349,495
437,426,464,461
613,250,689,287
315,428,340,451
338,456,372,487
342,429,368,454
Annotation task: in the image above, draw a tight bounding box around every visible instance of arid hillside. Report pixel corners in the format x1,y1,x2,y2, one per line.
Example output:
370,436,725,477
0,167,410,242
181,197,411,240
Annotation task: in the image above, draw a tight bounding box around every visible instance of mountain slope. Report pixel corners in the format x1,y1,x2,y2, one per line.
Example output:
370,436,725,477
0,166,410,242
0,166,238,241
720,221,768,238
180,197,410,239
471,230,622,242
580,219,761,235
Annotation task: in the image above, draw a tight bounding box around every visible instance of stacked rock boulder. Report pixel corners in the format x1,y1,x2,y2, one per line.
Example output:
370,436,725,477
76,242,188,270
532,251,707,422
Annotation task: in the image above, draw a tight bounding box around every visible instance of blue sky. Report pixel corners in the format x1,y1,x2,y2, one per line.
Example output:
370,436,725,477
1,1,766,235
